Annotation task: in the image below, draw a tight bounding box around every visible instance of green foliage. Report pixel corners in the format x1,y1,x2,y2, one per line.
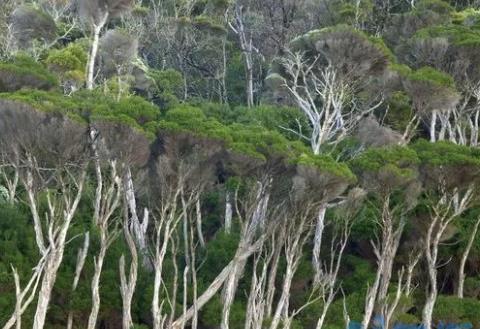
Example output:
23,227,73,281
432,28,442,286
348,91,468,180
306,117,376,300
148,69,184,110
0,204,38,326
408,66,455,88
45,43,88,73
415,25,480,47
45,42,88,85
452,8,480,27
416,0,454,16
160,106,354,181
384,91,415,132
413,139,480,167
296,153,357,183
0,186,7,204
0,89,160,132
433,296,480,326
350,146,419,182
0,55,57,92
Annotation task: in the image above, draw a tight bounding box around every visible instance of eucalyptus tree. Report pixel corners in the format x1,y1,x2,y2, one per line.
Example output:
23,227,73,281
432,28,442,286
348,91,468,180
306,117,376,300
148,130,224,329
413,140,480,329
76,0,135,89
267,25,388,282
405,25,480,145
98,29,138,99
404,67,460,142
9,5,57,55
268,25,390,154
351,146,420,329
0,100,89,329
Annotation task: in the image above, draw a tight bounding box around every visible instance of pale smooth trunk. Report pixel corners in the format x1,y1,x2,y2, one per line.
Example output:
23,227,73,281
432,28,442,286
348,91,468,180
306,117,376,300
313,206,326,284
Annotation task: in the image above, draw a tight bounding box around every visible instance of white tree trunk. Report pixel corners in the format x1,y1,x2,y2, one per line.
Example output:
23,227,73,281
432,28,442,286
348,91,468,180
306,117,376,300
225,191,233,234
124,167,149,253
430,110,437,142
173,241,262,329
361,262,382,329
32,171,86,329
313,206,326,284
33,250,66,329
2,260,45,329
195,196,205,247
221,258,247,329
87,246,107,329
457,216,480,298
86,14,108,90
67,233,90,329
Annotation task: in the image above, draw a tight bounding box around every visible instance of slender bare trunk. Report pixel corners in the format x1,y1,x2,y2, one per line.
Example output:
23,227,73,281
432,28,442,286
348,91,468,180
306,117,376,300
245,54,254,108
457,216,480,298
221,185,270,329
2,259,45,329
172,241,262,329
270,213,311,329
362,264,382,329
86,13,108,90
67,233,90,329
87,245,107,329
32,171,86,329
124,167,149,253
87,161,121,329
430,110,437,142
195,196,205,247
225,191,233,234
313,206,326,284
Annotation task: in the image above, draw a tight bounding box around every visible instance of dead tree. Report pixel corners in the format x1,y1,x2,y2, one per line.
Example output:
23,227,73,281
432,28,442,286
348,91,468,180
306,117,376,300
221,180,271,329
77,0,134,89
228,2,258,108
413,140,480,329
119,205,139,329
87,160,122,329
2,255,47,329
0,103,89,329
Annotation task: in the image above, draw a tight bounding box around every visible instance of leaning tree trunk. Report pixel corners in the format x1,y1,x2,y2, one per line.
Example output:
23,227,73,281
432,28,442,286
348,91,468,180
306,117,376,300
67,233,90,329
86,13,108,90
457,216,480,298
221,186,270,329
172,242,262,329
31,172,86,329
2,259,45,329
361,258,383,329
87,242,108,329
120,198,139,329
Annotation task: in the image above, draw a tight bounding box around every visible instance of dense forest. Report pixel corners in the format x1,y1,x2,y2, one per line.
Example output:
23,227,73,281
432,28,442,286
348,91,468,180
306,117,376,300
3,0,480,329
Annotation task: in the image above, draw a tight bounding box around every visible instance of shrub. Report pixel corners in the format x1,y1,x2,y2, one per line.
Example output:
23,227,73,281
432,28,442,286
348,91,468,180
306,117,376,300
433,295,480,326
0,55,57,92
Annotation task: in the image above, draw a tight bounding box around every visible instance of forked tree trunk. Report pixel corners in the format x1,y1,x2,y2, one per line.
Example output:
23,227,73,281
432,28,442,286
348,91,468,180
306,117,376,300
31,171,86,329
2,259,45,329
221,186,270,329
172,242,262,329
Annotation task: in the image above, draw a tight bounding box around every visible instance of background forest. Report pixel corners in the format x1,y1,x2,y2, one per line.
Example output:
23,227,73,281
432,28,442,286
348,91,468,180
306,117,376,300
2,0,480,329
